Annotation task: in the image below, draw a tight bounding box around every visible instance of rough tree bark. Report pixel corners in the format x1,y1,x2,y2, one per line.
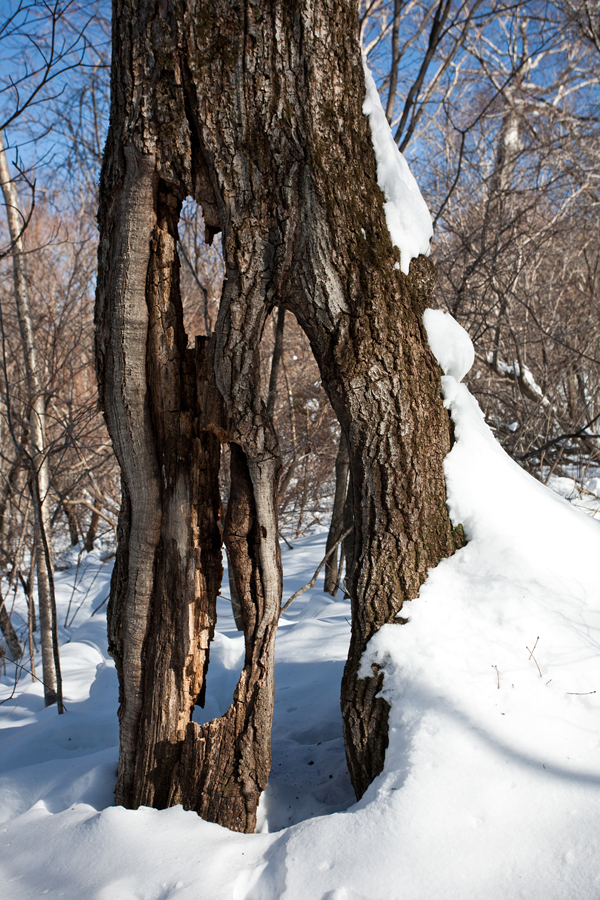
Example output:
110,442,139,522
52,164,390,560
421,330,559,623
178,0,463,798
97,0,461,831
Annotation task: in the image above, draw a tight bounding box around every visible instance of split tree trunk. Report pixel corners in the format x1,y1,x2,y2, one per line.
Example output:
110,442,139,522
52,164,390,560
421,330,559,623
97,3,282,832
98,0,461,829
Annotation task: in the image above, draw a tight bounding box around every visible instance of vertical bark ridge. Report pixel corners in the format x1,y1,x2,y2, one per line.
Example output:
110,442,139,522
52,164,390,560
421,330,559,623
96,146,164,804
324,431,349,595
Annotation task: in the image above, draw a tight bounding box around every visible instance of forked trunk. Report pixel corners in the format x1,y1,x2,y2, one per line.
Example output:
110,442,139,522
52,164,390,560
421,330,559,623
177,0,461,797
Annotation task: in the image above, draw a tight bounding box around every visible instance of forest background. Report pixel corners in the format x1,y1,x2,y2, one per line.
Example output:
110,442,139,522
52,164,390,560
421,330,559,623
0,0,599,682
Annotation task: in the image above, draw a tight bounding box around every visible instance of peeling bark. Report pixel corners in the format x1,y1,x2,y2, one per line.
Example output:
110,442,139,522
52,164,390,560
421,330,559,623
97,0,282,832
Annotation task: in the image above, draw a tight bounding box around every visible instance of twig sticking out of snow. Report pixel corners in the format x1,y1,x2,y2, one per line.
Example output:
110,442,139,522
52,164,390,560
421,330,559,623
492,665,500,689
526,637,542,677
527,636,539,659
91,594,109,617
279,531,294,550
280,527,352,617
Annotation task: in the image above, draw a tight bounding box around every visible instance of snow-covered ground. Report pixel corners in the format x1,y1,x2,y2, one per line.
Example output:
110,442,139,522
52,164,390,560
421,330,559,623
1,311,600,899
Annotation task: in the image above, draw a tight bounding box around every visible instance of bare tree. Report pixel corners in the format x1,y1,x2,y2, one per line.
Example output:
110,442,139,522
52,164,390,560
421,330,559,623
0,131,62,709
0,0,91,134
429,3,600,479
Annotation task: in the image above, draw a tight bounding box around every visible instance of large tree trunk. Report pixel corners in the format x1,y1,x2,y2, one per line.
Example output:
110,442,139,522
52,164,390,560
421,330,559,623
98,0,460,829
180,0,462,799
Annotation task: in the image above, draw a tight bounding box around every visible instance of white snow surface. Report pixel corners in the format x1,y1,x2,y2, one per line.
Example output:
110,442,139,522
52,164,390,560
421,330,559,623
423,308,474,382
362,59,433,274
2,311,600,898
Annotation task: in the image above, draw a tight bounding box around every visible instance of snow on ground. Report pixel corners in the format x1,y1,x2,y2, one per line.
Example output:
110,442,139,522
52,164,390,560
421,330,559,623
1,311,600,899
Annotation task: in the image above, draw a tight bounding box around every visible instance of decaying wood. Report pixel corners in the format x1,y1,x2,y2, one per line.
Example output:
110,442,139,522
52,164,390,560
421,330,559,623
97,0,282,832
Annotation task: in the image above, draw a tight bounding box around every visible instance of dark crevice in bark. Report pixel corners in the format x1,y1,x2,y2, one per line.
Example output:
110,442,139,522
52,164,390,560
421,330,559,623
324,430,349,596
266,306,286,420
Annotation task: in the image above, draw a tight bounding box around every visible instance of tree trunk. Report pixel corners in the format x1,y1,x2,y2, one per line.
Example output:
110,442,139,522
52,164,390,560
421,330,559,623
342,469,355,598
26,550,37,682
324,431,350,596
84,497,101,552
0,130,62,710
0,598,21,662
98,0,460,826
0,446,26,566
97,4,282,831
178,0,462,800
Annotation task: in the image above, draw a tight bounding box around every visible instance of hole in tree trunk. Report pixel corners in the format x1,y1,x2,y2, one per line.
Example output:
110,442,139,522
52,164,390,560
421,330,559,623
185,307,355,830
260,314,358,829
179,198,223,343
179,241,354,828
259,310,338,539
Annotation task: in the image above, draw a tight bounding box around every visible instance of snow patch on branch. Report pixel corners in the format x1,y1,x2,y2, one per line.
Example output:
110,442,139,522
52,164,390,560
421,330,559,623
423,308,474,383
362,59,433,275
486,351,551,407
